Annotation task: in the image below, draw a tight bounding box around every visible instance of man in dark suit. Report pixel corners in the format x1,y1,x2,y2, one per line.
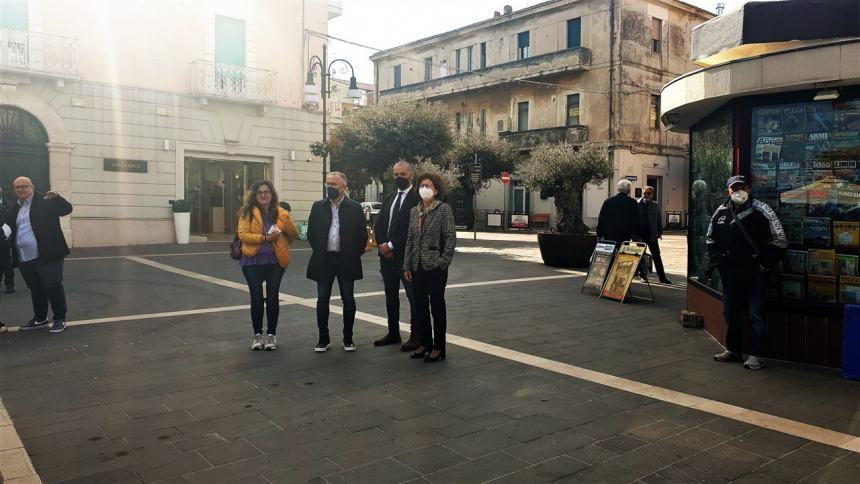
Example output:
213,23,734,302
0,197,12,333
372,161,421,351
6,177,73,333
0,191,15,294
306,172,368,353
637,186,671,284
596,179,639,247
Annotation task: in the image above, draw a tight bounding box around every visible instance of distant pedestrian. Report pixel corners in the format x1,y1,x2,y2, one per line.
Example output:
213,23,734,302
636,186,671,284
403,173,456,363
0,192,16,294
373,161,421,351
708,176,786,370
0,202,11,333
5,177,73,333
306,172,368,353
596,179,639,247
237,180,299,351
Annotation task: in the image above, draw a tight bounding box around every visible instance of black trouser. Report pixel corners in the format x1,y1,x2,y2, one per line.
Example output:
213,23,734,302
638,236,668,281
19,258,67,321
380,257,417,338
718,264,768,357
241,263,285,335
316,252,356,341
413,268,448,352
0,245,14,288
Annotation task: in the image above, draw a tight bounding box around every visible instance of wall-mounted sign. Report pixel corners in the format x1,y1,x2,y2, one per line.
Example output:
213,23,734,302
624,175,638,181
104,158,148,173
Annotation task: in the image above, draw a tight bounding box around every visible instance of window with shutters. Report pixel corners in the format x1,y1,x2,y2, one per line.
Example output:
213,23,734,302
424,57,432,81
567,18,581,49
517,31,530,60
651,17,662,53
517,101,529,131
566,94,580,126
480,42,487,69
650,95,661,129
393,65,401,88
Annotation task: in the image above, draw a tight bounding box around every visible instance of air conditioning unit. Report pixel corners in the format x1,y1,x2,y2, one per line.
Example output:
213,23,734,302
496,117,511,132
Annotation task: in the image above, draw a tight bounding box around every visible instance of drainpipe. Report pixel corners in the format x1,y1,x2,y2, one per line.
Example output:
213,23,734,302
607,0,616,200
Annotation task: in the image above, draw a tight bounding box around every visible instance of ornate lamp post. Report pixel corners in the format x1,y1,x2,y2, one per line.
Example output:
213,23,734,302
303,44,361,196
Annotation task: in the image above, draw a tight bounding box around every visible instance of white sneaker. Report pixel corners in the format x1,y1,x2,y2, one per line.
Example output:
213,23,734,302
264,334,277,351
743,355,764,370
250,334,263,351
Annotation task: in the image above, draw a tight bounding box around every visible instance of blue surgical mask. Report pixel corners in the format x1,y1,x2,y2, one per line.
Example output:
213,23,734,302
327,186,340,200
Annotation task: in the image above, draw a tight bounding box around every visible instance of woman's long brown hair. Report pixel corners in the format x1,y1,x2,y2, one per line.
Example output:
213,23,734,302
240,180,280,221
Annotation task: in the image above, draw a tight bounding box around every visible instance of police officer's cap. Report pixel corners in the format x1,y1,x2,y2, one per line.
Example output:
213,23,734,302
726,175,748,189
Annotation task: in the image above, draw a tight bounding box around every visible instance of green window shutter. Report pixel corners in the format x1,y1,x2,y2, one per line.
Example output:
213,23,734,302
1,0,29,30
215,15,245,66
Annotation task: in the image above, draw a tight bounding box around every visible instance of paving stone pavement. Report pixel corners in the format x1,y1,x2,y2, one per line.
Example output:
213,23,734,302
0,235,858,483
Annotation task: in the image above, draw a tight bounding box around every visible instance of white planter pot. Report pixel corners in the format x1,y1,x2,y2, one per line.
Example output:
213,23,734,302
173,212,191,244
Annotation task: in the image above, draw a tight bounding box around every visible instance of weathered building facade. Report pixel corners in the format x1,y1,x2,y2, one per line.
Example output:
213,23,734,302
372,0,712,228
1,0,340,246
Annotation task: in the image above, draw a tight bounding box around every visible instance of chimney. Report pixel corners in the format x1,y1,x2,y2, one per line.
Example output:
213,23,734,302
494,10,501,17
716,2,725,15
503,5,513,15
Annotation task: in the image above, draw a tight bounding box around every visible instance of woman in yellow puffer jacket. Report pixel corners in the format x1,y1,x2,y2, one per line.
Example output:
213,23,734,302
237,180,298,351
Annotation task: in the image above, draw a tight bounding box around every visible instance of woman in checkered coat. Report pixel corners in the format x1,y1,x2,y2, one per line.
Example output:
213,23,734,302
403,172,457,363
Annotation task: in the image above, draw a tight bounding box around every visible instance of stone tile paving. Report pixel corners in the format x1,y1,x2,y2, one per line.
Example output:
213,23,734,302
0,239,858,483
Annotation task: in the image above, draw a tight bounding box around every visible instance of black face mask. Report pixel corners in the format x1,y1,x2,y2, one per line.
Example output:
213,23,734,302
327,187,340,200
394,177,410,190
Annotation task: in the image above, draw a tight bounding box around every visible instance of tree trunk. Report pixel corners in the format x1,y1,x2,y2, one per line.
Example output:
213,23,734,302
554,181,588,234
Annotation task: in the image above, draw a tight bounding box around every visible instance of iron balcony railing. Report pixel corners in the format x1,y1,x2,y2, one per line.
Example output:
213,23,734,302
0,28,79,78
189,59,279,104
500,125,589,151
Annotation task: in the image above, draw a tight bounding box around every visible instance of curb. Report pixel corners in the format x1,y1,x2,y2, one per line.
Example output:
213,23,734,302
0,398,41,483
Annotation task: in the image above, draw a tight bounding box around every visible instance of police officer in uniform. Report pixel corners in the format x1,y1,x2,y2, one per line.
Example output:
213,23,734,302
707,176,787,370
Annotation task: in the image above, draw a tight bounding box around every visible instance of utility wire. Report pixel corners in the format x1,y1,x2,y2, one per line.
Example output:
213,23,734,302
307,29,662,97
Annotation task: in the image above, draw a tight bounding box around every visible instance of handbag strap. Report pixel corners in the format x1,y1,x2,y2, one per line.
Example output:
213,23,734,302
728,203,761,257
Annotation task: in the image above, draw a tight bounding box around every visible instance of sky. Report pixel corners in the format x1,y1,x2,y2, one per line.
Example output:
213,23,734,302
328,0,748,84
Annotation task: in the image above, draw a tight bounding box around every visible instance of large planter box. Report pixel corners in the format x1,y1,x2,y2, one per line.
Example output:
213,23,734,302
537,232,597,268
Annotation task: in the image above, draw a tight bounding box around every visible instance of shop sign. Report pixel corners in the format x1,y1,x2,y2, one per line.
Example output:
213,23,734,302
510,214,529,228
104,158,148,173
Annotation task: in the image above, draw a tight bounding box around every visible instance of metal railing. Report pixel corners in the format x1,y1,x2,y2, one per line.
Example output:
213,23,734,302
189,59,278,104
0,28,79,78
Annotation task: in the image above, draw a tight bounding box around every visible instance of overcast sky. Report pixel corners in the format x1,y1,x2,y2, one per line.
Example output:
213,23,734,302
328,0,748,84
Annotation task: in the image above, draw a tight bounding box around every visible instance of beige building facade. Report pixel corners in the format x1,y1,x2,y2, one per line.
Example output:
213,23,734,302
371,0,711,227
0,0,341,246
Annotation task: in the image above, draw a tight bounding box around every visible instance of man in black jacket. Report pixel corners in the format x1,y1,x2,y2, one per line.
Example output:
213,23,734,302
0,198,11,333
636,186,671,284
596,179,639,247
0,192,15,294
372,161,421,351
6,177,73,333
306,172,368,353
708,176,787,370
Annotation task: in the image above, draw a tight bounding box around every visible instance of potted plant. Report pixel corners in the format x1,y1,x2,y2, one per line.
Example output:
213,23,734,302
171,199,192,244
518,143,612,267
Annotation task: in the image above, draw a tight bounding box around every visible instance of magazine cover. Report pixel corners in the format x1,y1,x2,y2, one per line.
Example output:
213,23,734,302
780,274,805,300
806,103,834,132
807,275,837,303
780,191,807,218
782,217,804,246
838,186,860,221
806,187,837,217
840,276,860,304
783,250,808,274
755,107,783,135
783,105,806,133
834,221,860,249
803,217,832,248
838,254,859,277
807,249,836,275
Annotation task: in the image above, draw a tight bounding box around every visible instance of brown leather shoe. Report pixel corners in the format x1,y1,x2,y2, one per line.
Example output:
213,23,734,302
373,334,402,347
400,337,421,352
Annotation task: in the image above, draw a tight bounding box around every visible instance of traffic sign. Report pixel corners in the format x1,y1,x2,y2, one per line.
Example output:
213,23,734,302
501,171,511,184
470,164,481,185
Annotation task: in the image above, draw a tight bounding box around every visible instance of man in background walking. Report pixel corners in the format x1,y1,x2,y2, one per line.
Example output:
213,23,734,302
637,186,671,284
597,179,638,247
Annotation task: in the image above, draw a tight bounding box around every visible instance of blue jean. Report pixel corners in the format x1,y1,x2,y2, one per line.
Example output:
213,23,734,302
241,263,285,335
718,264,768,356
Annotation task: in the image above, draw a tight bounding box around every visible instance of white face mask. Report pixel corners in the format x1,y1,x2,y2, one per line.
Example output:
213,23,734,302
730,190,749,205
419,186,434,201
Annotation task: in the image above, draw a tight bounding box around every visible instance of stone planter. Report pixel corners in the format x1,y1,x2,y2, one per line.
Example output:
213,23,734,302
537,232,597,268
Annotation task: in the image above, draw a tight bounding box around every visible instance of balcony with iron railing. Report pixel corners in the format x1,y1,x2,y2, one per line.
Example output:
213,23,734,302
380,46,591,101
0,28,79,78
189,60,279,105
500,125,589,151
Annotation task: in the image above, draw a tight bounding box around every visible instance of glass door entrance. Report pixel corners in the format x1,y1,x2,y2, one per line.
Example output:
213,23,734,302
184,158,266,235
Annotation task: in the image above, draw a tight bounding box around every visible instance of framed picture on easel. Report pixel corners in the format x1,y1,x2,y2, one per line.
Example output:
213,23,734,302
601,241,648,302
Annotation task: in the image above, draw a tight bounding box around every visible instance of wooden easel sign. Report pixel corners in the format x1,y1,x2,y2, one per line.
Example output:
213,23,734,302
600,241,647,302
582,241,617,293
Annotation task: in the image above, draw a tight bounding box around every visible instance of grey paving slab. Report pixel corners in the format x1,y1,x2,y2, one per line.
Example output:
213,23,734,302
1,238,858,483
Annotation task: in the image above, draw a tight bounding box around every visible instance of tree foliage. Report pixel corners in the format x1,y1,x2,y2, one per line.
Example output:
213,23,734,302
518,143,612,234
413,158,462,194
329,100,453,187
442,133,518,195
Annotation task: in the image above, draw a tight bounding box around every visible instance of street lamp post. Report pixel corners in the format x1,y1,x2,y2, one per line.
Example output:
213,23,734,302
303,44,361,196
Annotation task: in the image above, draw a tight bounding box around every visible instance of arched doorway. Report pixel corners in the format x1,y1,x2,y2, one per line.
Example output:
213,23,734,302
0,105,50,204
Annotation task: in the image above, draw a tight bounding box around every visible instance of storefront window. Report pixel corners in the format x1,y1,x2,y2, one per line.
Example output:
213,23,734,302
750,97,860,304
689,107,734,293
